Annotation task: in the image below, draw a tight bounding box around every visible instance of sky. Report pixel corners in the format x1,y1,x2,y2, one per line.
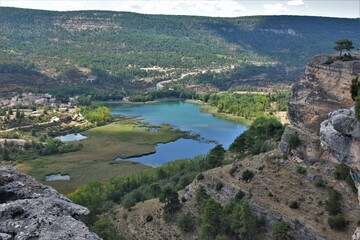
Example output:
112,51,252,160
1,0,359,18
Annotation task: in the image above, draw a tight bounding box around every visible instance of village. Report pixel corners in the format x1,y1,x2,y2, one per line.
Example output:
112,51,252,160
0,92,88,128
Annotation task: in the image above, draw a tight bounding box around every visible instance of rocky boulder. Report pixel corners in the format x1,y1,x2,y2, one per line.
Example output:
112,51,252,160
0,166,101,240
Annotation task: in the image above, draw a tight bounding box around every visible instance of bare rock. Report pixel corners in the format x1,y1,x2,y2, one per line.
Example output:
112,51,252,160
0,166,101,240
280,54,360,162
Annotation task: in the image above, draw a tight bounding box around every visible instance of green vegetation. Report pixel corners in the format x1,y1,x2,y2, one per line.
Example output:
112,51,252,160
1,8,359,95
196,185,210,208
159,185,181,213
272,221,292,240
334,163,358,194
202,92,288,119
350,77,360,121
229,116,284,156
207,144,226,169
230,200,257,240
200,198,224,239
334,39,354,57
80,105,112,126
289,201,299,209
69,144,229,225
90,217,125,240
328,214,348,230
176,212,195,233
324,188,349,230
325,189,342,216
128,86,196,102
296,166,306,174
241,170,254,182
287,133,300,151
18,118,186,193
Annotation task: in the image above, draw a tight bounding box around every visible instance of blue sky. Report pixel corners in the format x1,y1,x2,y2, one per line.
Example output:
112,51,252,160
1,0,359,18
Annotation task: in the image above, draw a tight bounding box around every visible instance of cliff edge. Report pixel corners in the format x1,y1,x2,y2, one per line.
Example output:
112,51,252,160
280,54,360,162
0,166,101,240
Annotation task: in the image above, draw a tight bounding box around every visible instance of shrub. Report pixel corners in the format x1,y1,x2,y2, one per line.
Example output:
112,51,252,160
235,190,245,201
334,163,358,193
242,170,254,182
145,214,153,222
324,59,334,65
176,212,195,232
196,185,209,208
229,166,238,177
325,189,342,216
356,96,360,121
296,166,306,174
289,201,299,209
272,221,292,240
197,173,204,180
215,182,224,191
328,214,348,230
314,176,326,188
287,133,300,150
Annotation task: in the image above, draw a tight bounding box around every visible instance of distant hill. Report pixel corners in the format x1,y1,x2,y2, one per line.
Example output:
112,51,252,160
0,7,359,97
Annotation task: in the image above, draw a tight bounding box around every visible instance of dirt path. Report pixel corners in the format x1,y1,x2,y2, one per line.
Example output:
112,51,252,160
0,121,52,133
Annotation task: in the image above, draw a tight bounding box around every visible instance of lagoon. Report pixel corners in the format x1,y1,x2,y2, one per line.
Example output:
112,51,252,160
109,101,246,166
58,133,87,142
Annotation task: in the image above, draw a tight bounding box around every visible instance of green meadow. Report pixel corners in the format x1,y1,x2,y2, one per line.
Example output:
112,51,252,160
17,118,188,194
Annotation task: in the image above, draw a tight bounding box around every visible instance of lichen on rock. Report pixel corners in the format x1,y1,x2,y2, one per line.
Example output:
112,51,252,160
0,166,101,240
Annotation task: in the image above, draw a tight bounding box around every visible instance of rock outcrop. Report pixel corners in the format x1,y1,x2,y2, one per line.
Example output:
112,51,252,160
0,166,101,240
280,54,360,162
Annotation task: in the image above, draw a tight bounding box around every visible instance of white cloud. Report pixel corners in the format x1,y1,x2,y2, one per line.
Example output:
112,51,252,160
2,0,247,17
263,3,288,14
287,0,305,6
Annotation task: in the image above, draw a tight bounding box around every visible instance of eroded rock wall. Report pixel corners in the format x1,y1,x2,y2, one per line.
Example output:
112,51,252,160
280,54,360,162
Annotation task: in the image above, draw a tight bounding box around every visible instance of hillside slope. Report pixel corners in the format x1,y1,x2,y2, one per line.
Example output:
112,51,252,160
0,7,359,94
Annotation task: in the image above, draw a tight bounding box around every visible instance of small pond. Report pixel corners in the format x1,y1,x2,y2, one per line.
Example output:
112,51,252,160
45,174,71,181
58,133,87,142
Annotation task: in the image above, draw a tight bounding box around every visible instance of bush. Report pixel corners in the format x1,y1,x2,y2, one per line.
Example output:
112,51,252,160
356,96,360,121
197,173,204,180
289,201,299,209
287,133,300,150
145,214,153,222
296,166,306,174
328,214,348,230
272,221,292,240
176,212,195,232
325,189,342,216
229,166,238,177
334,163,358,193
314,176,326,188
215,182,224,191
242,170,254,182
235,190,245,201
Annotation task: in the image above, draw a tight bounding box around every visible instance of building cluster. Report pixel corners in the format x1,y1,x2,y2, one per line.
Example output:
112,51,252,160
0,93,57,107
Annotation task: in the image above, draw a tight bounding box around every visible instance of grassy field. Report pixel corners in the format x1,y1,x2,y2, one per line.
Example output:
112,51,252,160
16,118,188,194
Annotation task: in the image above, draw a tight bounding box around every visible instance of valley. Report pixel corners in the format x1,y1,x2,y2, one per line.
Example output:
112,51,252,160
1,5,360,240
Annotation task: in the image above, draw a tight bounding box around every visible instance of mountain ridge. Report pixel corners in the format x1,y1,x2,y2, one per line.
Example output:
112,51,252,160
1,7,359,96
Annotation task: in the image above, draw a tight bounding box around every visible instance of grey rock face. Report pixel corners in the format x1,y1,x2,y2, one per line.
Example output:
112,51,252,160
320,108,360,164
0,166,102,240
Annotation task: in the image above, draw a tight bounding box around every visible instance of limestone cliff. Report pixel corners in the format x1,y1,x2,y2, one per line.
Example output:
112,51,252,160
280,54,360,162
0,166,101,240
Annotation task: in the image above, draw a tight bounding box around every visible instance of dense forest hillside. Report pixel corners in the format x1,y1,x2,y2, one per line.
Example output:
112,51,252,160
0,7,359,97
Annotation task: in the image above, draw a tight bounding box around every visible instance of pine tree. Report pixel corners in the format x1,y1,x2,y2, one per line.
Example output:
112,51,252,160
231,200,257,240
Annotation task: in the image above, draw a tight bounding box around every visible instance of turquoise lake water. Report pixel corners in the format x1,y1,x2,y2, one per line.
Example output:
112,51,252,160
108,101,246,166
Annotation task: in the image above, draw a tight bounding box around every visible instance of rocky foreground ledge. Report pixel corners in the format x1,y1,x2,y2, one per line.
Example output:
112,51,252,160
0,166,101,240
